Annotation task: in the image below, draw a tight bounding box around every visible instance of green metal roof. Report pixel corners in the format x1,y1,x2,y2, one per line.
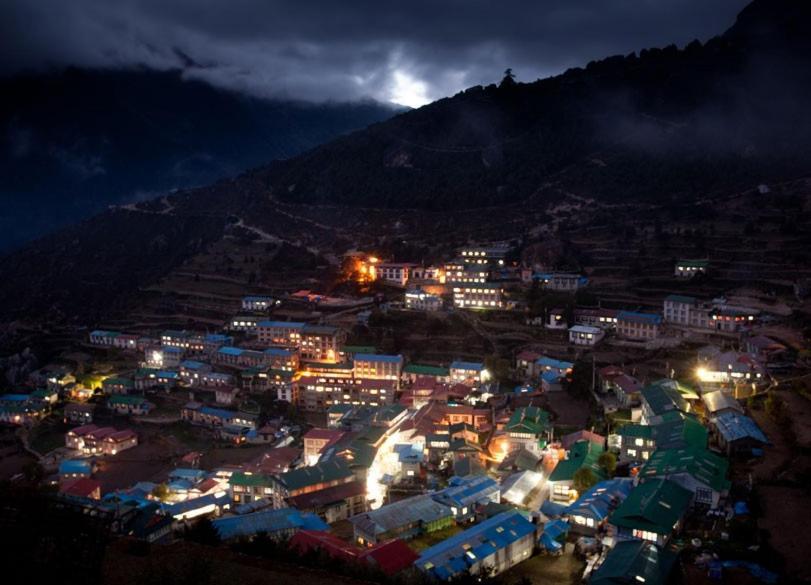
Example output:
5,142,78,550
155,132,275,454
610,478,691,535
590,539,676,585
639,446,730,492
653,416,708,450
103,377,134,387
342,345,377,354
403,364,450,376
549,440,606,483
108,394,151,405
230,472,277,488
505,406,550,436
616,424,653,439
279,458,354,491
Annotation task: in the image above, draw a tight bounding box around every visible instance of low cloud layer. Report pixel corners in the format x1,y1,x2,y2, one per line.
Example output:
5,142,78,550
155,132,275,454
2,0,748,106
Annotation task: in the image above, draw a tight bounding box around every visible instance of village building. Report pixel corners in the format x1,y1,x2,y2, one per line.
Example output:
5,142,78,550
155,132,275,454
589,539,677,585
64,402,95,425
229,315,260,333
263,347,299,371
89,330,123,347
415,510,539,580
278,458,357,499
639,380,696,425
289,480,368,523
376,262,418,286
504,406,551,456
303,428,346,466
60,478,103,500
402,364,451,384
351,493,455,546
301,324,345,362
709,411,768,456
563,478,634,535
295,375,396,412
568,325,604,346
102,429,138,455
617,311,662,340
545,308,568,330
452,283,504,310
449,361,488,386
574,308,618,330
212,507,328,541
101,376,134,395
431,475,500,522
180,403,257,430
404,288,444,311
609,478,692,546
256,320,305,346
230,472,286,508
614,415,707,463
599,367,643,408
637,446,730,508
534,272,587,292
242,295,275,312
674,259,709,278
353,353,403,383
108,395,155,416
547,440,606,504
161,330,205,352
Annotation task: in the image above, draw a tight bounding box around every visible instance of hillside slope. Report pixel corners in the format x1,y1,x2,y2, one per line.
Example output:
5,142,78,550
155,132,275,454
0,68,398,250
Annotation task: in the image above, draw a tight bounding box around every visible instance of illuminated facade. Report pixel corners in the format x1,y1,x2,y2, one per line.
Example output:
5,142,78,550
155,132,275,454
452,283,504,309
295,375,396,412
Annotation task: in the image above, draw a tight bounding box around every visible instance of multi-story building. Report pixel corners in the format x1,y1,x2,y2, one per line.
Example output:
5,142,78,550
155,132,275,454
161,330,205,352
573,308,618,330
256,321,305,346
452,283,504,310
230,472,286,508
242,296,276,312
534,273,587,292
568,325,604,346
674,259,708,279
301,325,345,362
449,361,488,385
303,428,346,466
617,311,662,340
376,262,418,286
458,245,508,266
663,295,711,329
229,315,260,334
263,347,299,371
295,375,396,412
404,288,443,311
353,354,403,383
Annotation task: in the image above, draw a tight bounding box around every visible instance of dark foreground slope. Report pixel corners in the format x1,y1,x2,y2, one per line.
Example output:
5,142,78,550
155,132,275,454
1,0,810,325
0,68,398,250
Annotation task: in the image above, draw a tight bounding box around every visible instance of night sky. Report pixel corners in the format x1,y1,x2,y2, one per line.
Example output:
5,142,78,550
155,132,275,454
3,0,749,107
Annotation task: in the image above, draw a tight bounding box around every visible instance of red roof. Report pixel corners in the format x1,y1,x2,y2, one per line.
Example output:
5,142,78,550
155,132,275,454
360,539,419,575
561,430,606,450
60,478,102,499
87,427,117,440
303,428,345,442
290,530,359,562
516,350,543,363
253,446,302,474
288,480,366,510
106,429,137,442
67,424,98,437
197,478,223,493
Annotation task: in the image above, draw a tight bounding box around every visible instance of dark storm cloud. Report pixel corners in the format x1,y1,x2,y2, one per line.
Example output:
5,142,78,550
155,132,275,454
2,0,749,105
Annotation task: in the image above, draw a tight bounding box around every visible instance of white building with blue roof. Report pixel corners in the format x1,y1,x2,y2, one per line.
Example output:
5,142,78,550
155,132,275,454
449,361,489,385
562,477,634,534
353,353,403,383
415,510,540,580
710,411,769,456
431,475,501,522
213,507,328,541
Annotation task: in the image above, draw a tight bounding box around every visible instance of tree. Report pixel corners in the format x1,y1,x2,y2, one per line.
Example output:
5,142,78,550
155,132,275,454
573,467,597,494
566,359,592,399
151,482,170,502
500,68,517,88
598,451,617,477
184,517,221,546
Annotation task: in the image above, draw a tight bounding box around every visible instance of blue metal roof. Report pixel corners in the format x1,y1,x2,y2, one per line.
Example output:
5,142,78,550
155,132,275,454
450,361,484,371
432,475,499,509
354,353,402,363
180,360,206,369
417,510,536,578
199,406,239,419
264,347,295,356
213,507,328,540
218,346,244,356
59,459,92,475
256,321,305,328
537,357,574,370
713,411,768,444
618,311,663,325
563,478,634,522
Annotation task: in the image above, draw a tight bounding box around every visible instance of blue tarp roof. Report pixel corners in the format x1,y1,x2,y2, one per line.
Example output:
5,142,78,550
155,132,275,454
536,357,574,370
713,411,768,444
59,459,92,475
540,500,568,518
449,361,484,371
563,478,634,522
218,346,244,356
213,507,328,540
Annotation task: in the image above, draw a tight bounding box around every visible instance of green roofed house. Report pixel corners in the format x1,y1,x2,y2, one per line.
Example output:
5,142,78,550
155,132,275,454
403,364,451,383
102,377,135,395
675,258,709,279
638,446,730,508
639,379,697,425
505,406,551,456
107,394,155,416
609,478,692,546
615,415,707,464
590,539,677,585
279,458,356,498
548,440,606,504
230,472,285,509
